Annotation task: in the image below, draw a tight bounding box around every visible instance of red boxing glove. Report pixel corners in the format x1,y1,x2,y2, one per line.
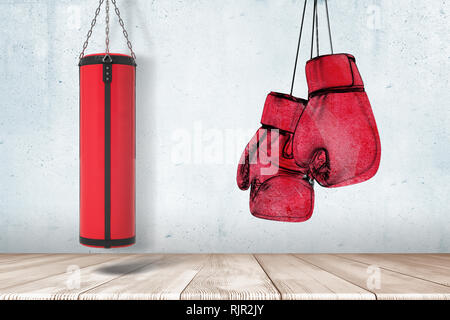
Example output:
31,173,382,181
237,92,314,222
293,54,381,187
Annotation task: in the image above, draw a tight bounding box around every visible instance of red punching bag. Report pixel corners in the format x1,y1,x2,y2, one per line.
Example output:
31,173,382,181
79,0,137,248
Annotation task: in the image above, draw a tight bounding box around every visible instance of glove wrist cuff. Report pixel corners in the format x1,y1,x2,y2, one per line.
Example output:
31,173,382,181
261,92,306,133
306,54,364,95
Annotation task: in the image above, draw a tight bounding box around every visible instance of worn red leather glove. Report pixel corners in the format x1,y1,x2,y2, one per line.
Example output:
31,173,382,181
293,54,381,187
237,92,314,222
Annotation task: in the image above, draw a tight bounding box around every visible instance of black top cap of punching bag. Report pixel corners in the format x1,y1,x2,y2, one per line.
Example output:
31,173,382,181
79,53,137,67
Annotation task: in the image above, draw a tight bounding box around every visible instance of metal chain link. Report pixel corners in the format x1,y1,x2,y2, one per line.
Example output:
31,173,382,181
105,0,110,54
111,0,137,60
79,0,105,60
79,0,136,61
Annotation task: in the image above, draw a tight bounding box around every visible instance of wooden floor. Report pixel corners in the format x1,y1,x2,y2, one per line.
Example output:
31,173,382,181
0,254,448,300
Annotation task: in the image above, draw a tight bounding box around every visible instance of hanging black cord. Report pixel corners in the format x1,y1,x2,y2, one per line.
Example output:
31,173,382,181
315,0,319,57
290,0,308,96
325,0,334,54
289,0,335,95
310,0,317,59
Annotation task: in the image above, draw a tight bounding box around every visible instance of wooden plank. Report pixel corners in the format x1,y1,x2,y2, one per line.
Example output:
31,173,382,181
429,254,450,261
376,254,450,269
0,254,121,290
394,254,450,269
0,254,160,300
80,255,208,300
296,254,450,300
255,254,375,300
337,254,450,287
0,254,78,273
181,254,280,300
1,254,448,300
0,254,48,264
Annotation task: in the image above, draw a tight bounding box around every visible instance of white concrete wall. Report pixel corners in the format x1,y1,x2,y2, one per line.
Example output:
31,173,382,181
0,0,449,253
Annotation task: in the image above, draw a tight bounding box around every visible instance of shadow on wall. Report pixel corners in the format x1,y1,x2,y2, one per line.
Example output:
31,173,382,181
131,0,158,252
134,55,157,252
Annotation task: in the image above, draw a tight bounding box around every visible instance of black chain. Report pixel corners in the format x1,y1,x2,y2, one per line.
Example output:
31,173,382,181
105,0,110,54
79,0,105,60
111,0,137,60
79,0,136,61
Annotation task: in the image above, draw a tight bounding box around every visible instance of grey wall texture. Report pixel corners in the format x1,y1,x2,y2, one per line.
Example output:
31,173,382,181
0,0,449,253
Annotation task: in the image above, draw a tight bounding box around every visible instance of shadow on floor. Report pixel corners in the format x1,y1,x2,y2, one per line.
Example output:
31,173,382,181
94,256,186,275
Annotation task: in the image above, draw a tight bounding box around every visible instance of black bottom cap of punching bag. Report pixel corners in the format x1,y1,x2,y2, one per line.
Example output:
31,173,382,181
80,236,136,248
